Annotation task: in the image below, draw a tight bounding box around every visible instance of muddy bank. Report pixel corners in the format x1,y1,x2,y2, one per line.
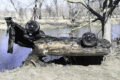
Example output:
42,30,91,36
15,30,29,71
0,55,120,80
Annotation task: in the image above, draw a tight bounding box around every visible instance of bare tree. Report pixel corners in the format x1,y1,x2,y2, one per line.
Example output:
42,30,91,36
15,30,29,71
38,0,44,19
45,4,53,17
19,8,24,20
67,0,120,42
67,3,78,23
53,0,59,17
10,0,18,12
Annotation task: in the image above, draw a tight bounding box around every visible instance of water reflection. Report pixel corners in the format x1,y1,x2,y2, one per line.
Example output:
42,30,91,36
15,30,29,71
43,26,101,38
43,27,70,37
43,24,120,39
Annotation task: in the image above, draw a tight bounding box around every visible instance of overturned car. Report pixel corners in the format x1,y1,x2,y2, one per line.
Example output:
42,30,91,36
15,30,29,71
5,17,111,56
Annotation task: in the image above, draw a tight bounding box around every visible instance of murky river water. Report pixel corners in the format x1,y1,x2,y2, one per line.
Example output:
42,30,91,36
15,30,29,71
0,24,120,71
0,31,31,71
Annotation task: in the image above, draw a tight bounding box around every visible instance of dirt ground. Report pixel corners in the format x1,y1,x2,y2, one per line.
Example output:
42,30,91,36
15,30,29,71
0,54,120,80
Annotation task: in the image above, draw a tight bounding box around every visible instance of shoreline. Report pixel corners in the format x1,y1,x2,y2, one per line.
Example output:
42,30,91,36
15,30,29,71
0,18,120,31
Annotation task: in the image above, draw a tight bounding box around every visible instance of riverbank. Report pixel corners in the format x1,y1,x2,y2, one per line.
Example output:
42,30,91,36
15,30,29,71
0,18,120,31
0,55,120,80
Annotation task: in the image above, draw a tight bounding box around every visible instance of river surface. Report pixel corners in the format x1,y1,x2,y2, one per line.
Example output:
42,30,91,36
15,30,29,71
0,24,120,71
0,31,31,71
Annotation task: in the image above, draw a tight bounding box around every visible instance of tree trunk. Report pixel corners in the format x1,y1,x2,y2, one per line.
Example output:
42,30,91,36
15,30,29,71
38,8,42,19
103,17,112,43
38,0,44,19
54,0,58,17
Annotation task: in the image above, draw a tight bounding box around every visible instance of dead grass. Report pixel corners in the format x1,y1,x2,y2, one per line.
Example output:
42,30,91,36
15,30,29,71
0,54,120,80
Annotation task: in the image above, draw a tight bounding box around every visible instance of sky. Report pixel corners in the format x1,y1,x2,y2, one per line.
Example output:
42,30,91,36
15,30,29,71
0,0,35,11
0,0,66,11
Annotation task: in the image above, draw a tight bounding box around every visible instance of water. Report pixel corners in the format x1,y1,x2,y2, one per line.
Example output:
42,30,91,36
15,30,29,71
0,31,31,71
43,24,120,39
112,24,120,39
0,24,120,71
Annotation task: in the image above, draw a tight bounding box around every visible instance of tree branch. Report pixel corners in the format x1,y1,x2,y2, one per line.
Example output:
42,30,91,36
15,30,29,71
103,0,108,10
38,0,44,7
10,0,18,12
92,18,99,22
67,0,103,20
108,0,120,16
